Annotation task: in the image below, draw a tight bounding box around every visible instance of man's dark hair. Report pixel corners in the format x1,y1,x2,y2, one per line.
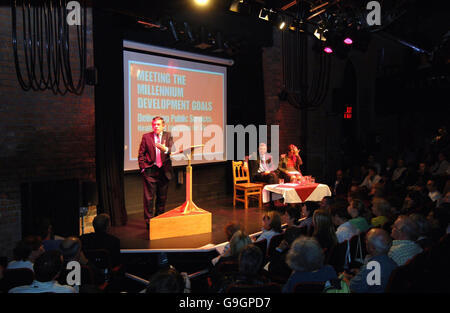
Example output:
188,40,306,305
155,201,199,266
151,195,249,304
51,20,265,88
146,267,184,293
93,213,110,233
322,196,334,206
33,250,63,282
239,244,263,275
13,240,32,261
329,203,352,221
152,116,165,124
59,237,81,262
36,218,53,240
224,221,241,241
304,201,320,217
286,206,301,225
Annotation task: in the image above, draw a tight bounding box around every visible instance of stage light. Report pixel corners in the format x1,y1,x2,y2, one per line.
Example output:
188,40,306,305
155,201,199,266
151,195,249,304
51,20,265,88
324,46,333,54
289,19,305,32
194,0,209,6
259,8,269,21
277,16,286,30
344,37,353,45
313,20,328,41
314,28,328,41
168,20,179,42
229,0,242,13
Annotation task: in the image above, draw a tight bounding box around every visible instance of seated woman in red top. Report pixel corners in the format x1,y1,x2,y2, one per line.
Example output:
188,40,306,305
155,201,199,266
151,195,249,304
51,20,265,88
278,144,303,182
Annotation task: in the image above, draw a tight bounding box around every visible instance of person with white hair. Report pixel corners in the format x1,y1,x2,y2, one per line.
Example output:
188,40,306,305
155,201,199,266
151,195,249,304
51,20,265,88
282,236,337,293
347,228,398,293
388,215,423,266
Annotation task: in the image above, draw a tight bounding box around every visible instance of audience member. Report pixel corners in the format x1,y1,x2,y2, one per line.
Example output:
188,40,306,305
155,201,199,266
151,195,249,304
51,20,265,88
409,213,434,250
431,152,449,177
282,236,337,293
347,199,371,233
330,204,359,243
388,215,423,266
371,197,391,228
332,170,350,197
220,221,241,257
392,158,408,182
146,267,190,293
347,228,397,293
319,196,334,212
9,250,76,293
80,213,121,267
7,240,34,271
426,179,442,204
298,201,319,233
58,237,99,293
254,211,282,250
381,157,395,180
37,218,63,252
359,166,381,190
367,155,381,175
312,209,338,252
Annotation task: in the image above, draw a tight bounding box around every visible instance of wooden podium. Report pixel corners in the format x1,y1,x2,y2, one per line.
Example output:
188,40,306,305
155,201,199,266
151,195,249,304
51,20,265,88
149,145,212,240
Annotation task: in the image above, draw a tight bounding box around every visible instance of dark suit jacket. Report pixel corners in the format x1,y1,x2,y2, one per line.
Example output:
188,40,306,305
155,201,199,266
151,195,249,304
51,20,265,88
248,152,276,178
80,232,121,267
138,131,174,180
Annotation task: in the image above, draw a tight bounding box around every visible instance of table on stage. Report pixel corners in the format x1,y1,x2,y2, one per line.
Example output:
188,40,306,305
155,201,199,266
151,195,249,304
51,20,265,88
262,183,332,204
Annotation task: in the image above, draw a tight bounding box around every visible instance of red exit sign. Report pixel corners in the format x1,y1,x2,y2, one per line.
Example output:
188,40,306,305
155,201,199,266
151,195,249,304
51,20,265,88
344,106,352,119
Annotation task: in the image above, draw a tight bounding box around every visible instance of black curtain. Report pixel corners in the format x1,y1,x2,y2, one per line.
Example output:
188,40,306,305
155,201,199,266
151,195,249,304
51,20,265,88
93,7,127,226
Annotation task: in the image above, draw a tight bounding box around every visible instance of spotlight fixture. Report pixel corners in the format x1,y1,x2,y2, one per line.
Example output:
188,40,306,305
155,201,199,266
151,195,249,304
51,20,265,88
195,26,212,49
194,0,209,6
229,0,244,13
259,8,269,21
289,19,305,32
168,20,179,42
323,46,333,54
313,23,328,41
277,16,286,30
343,37,353,45
212,31,225,52
184,22,195,43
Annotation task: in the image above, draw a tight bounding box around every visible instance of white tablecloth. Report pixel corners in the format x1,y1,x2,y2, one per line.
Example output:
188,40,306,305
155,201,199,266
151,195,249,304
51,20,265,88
262,183,332,204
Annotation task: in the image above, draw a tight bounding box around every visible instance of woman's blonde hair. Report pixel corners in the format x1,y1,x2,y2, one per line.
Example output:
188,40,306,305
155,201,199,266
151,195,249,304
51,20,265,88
229,230,252,257
263,211,282,233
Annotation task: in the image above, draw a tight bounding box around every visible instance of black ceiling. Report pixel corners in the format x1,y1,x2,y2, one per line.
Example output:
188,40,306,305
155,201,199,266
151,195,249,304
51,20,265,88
99,1,449,59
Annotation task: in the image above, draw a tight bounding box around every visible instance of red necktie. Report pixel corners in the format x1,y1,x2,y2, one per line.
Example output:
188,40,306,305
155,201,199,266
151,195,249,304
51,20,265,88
156,135,162,168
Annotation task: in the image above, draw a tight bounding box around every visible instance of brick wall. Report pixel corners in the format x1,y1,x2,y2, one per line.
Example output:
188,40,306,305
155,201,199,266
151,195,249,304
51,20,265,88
262,30,302,156
0,6,95,258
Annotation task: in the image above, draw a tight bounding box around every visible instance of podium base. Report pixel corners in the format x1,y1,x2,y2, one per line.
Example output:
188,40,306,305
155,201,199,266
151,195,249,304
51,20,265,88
149,205,212,240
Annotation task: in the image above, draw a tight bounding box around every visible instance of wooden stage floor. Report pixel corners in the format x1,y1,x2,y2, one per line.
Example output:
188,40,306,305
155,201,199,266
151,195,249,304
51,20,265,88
110,196,277,250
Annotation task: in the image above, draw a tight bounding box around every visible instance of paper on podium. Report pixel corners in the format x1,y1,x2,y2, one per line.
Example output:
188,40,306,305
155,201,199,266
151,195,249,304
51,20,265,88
170,144,205,157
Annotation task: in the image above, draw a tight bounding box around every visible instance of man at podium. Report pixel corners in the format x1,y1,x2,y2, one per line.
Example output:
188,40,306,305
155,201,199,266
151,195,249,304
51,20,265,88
138,116,174,226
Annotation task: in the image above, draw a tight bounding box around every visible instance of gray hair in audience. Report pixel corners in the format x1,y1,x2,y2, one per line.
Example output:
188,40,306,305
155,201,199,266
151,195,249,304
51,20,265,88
93,213,111,233
366,228,392,254
409,213,430,236
397,215,420,241
286,236,324,272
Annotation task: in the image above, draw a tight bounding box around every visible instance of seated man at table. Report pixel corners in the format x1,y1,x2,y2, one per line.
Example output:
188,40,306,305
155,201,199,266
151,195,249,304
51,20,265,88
248,143,279,184
278,144,303,182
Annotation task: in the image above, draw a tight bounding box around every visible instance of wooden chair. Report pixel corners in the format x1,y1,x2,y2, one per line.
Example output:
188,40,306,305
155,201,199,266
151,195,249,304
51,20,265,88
232,161,263,209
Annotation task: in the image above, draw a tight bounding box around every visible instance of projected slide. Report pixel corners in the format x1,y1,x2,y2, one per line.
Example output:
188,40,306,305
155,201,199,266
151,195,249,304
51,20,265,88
124,49,227,170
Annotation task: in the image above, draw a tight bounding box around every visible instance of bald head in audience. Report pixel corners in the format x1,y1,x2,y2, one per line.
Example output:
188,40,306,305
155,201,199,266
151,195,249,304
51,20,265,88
366,228,392,257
